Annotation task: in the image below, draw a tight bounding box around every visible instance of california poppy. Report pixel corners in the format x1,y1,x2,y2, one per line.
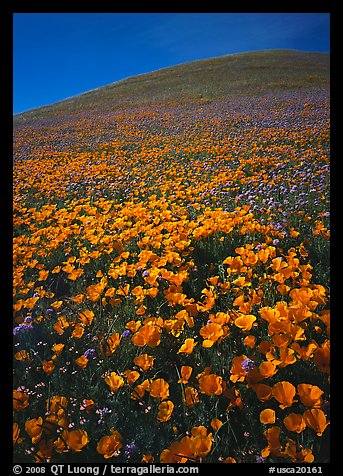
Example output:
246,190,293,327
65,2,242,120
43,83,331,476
97,429,123,458
260,409,276,424
25,417,43,443
157,400,174,422
149,378,170,400
134,353,154,371
183,386,200,406
297,383,324,407
272,381,297,409
178,365,193,384
177,338,197,354
104,372,124,393
283,413,306,433
198,373,223,396
54,429,89,453
234,314,257,332
303,409,329,436
200,322,224,347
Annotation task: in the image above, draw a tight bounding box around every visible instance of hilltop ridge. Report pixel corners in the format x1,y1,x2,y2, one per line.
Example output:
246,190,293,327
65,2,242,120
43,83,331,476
14,49,329,124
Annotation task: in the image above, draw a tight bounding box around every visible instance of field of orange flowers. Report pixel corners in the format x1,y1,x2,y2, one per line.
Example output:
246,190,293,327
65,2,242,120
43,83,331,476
13,88,330,464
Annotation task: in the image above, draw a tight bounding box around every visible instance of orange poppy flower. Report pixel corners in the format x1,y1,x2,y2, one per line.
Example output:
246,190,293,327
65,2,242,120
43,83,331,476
123,370,140,385
14,349,32,361
72,323,85,339
234,314,256,332
177,338,197,354
297,384,324,407
149,378,170,400
104,372,124,393
272,381,297,409
259,361,278,378
51,343,65,356
164,318,185,337
132,322,161,347
51,300,63,309
243,335,256,349
97,429,123,458
134,353,154,371
260,409,276,424
222,457,237,463
75,355,88,369
229,355,248,383
210,418,223,431
100,333,121,356
291,342,318,361
190,426,213,458
183,386,200,407
157,400,174,422
200,322,224,347
141,454,154,463
53,315,69,334
125,320,141,333
198,373,223,396
261,426,283,458
160,437,193,463
54,429,89,453
178,365,193,384
211,312,230,325
42,360,55,375
79,310,94,326
48,395,68,413
303,409,329,436
80,399,95,413
283,413,306,433
313,340,330,374
283,438,315,463
13,423,21,445
251,383,273,402
25,417,43,443
260,306,280,324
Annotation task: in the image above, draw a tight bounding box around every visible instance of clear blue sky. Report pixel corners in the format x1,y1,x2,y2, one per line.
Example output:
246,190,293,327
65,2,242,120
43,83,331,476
13,13,330,114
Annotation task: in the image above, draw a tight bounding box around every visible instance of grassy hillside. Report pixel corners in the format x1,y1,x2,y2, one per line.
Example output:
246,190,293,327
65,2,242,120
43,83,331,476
13,50,330,465
14,50,329,123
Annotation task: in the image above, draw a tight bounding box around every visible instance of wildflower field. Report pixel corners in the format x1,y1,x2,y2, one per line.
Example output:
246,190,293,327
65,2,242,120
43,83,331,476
13,51,330,464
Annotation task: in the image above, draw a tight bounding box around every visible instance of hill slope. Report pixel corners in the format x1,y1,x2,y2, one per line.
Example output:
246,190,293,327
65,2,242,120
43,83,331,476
13,49,330,463
14,49,329,123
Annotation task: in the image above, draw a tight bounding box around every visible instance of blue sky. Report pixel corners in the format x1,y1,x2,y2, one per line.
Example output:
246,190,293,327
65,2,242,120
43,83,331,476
13,13,330,114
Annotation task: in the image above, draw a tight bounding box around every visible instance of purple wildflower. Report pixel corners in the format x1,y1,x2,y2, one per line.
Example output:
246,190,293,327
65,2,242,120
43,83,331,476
241,358,255,372
83,348,96,360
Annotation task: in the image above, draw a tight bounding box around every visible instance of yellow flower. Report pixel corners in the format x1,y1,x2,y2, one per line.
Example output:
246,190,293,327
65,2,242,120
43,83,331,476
105,372,124,393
